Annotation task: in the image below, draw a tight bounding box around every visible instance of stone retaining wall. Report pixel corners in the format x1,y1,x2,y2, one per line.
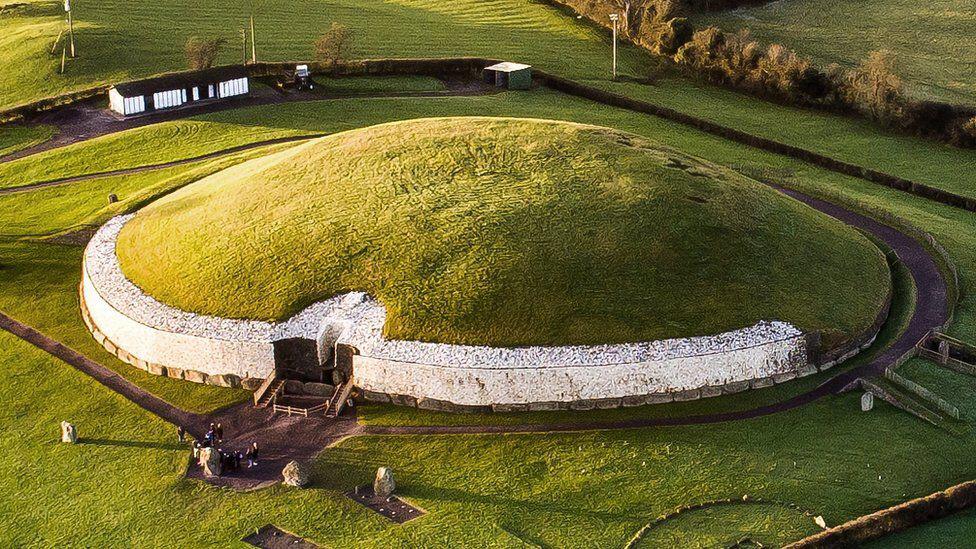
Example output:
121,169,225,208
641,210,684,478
81,214,819,409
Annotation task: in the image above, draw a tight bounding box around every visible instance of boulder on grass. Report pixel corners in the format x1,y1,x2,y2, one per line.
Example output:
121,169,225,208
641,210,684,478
374,466,396,498
60,421,77,444
199,447,221,477
282,460,310,487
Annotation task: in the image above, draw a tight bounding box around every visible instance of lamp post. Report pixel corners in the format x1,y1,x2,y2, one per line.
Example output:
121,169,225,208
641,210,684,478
609,13,619,79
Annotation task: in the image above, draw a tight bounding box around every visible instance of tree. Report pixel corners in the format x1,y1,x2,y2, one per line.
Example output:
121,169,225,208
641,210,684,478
314,23,353,71
846,49,904,121
185,37,226,70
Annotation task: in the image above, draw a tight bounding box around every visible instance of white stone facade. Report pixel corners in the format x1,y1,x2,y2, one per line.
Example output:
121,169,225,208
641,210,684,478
82,215,810,407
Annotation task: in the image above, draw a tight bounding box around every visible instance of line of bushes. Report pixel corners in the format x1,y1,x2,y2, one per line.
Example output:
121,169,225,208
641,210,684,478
551,0,976,148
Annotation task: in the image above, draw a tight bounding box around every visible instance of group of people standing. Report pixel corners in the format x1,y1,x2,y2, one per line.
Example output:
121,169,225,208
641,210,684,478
182,422,259,475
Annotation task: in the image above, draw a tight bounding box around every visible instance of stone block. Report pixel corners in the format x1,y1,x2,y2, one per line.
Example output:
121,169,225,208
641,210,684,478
818,360,837,372
418,397,457,412
241,377,263,391
92,331,106,346
672,389,701,402
621,395,649,407
284,380,304,395
132,358,149,371
772,372,797,384
569,399,596,411
362,390,391,403
861,392,874,412
750,377,773,389
721,381,750,394
165,367,185,380
103,340,117,355
147,362,166,376
303,382,335,397
592,397,622,410
455,404,492,414
492,403,529,413
389,394,418,407
797,364,819,377
184,370,208,384
208,374,241,388
526,401,565,412
645,393,674,404
116,349,133,364
700,385,722,398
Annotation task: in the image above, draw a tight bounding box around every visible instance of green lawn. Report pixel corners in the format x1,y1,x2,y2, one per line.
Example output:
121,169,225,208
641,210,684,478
7,324,976,547
694,0,976,105
0,122,55,157
116,117,888,346
2,85,976,544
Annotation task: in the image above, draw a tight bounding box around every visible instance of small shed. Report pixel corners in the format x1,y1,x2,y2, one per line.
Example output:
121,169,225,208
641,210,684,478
108,65,250,117
483,62,532,90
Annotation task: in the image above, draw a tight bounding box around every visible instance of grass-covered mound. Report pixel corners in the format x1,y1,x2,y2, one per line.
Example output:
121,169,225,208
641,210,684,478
116,117,889,347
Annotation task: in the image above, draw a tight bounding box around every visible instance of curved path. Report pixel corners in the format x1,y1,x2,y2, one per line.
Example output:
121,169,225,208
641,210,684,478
0,182,950,489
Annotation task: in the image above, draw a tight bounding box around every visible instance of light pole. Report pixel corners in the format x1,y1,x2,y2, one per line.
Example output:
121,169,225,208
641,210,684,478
609,13,619,80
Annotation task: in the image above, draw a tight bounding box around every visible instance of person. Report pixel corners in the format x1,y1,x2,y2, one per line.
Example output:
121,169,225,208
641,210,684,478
234,451,242,471
247,442,259,468
215,423,224,443
177,425,186,443
192,442,201,460
203,428,215,448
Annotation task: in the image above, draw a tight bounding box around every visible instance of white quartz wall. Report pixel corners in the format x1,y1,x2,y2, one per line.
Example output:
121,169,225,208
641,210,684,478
82,215,810,405
354,336,806,405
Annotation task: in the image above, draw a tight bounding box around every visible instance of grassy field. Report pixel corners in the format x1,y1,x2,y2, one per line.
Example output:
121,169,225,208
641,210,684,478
9,322,976,547
3,86,976,543
0,122,55,157
695,0,976,105
116,117,888,346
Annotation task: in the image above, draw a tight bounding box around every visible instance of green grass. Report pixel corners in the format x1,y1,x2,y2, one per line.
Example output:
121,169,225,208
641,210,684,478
7,324,976,547
2,0,975,205
3,86,976,544
0,122,55,157
311,74,446,94
694,0,976,104
116,117,888,346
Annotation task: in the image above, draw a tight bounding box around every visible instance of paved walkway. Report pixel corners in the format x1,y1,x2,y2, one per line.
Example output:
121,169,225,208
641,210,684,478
0,183,950,489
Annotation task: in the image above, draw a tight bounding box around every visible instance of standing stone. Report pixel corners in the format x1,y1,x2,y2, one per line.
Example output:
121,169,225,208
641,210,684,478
814,515,827,529
282,460,310,487
199,447,222,477
107,193,118,204
60,421,77,444
861,392,874,412
374,467,396,498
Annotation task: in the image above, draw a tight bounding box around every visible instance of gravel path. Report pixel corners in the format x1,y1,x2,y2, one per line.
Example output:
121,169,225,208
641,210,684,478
0,184,950,489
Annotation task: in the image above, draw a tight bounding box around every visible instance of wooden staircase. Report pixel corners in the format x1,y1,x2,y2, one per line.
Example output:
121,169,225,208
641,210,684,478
253,374,285,408
326,378,355,418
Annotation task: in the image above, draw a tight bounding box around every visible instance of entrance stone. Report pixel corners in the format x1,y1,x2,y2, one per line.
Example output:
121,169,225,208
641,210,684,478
861,392,874,412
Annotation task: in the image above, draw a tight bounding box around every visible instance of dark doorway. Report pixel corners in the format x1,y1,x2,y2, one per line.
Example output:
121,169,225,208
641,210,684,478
273,338,321,380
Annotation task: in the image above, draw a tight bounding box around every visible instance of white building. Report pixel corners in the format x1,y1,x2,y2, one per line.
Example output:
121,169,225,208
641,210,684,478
108,65,250,117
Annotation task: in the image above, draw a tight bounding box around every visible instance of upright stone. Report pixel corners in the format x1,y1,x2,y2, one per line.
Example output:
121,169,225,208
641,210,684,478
282,460,310,487
60,421,77,444
199,447,222,477
374,466,396,498
861,392,874,412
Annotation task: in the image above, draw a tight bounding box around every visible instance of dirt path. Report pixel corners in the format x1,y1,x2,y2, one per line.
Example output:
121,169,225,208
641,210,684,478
0,185,950,488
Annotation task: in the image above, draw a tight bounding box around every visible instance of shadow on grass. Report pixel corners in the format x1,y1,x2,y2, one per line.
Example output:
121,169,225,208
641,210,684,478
80,437,185,451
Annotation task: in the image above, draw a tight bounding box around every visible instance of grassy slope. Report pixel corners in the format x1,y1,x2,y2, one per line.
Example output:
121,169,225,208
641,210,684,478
1,0,975,202
694,0,976,104
116,117,888,346
0,122,55,157
1,84,975,546
8,325,976,547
